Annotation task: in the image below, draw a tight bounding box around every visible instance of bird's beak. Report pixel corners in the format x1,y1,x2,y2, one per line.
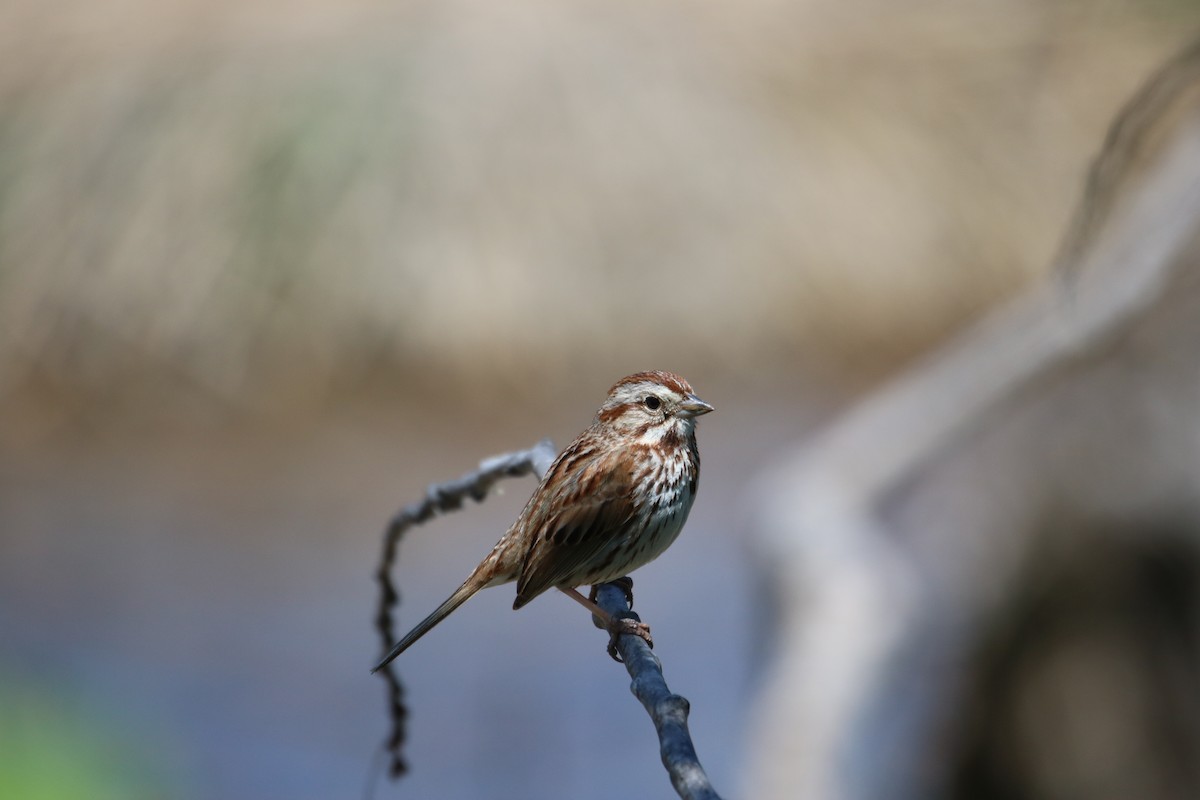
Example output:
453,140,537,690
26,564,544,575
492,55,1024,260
677,394,714,418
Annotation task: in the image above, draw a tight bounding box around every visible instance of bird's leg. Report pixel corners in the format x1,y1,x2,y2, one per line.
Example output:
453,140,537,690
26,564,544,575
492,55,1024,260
560,586,613,626
585,575,633,606
559,586,653,662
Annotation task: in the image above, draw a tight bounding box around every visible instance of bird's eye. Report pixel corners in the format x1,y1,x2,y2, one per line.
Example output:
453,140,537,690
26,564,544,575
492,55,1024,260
643,395,662,411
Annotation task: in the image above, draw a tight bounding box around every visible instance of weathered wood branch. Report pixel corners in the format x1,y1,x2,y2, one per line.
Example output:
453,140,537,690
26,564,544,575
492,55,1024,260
593,583,724,800
372,439,723,800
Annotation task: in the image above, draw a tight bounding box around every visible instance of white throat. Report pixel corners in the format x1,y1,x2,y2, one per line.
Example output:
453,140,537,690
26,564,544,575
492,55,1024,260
635,416,693,446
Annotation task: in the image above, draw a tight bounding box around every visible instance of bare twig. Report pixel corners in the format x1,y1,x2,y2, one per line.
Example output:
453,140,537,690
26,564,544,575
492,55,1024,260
372,438,557,777
594,583,725,800
372,439,723,800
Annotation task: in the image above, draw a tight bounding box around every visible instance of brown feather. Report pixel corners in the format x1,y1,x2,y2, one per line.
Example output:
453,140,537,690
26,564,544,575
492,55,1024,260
513,443,640,607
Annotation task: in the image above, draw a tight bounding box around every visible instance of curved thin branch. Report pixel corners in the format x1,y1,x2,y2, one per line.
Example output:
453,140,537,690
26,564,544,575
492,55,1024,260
372,438,557,777
594,583,725,800
372,439,724,800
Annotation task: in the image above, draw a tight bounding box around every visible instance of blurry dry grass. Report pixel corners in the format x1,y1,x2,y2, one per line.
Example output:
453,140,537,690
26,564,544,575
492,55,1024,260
0,0,1195,409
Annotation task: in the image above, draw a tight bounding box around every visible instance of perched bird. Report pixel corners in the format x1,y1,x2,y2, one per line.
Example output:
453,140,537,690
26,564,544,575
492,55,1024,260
372,370,712,671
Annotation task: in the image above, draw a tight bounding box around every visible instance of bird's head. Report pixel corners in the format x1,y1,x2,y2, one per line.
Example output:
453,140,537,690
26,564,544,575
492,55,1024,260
595,370,713,440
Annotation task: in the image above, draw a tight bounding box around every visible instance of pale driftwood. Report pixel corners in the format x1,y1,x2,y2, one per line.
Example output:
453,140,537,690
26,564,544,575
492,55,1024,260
745,40,1200,800
372,438,722,800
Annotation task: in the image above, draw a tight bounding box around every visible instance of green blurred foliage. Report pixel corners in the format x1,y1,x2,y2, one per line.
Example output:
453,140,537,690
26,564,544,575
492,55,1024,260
0,678,172,800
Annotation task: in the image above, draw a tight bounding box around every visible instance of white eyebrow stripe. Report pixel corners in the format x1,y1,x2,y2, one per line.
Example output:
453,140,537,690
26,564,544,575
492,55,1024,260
620,382,674,401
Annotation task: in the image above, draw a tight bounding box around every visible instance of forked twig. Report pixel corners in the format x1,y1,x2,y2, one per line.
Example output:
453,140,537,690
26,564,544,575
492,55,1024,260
371,439,723,799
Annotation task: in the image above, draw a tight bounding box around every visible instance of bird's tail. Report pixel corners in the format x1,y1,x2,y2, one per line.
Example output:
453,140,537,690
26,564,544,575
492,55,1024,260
371,579,480,673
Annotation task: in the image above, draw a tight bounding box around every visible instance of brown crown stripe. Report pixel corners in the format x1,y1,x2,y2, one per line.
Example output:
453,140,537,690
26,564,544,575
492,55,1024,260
607,370,693,397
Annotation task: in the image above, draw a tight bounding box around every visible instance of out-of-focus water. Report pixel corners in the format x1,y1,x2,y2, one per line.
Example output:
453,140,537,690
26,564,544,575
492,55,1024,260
0,376,835,799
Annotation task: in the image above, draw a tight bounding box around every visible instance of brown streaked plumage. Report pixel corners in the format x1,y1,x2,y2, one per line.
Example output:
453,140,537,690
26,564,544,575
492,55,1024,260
372,370,712,671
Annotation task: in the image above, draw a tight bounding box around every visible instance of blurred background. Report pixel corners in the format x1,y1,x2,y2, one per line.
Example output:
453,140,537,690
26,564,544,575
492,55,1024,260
2,0,1199,798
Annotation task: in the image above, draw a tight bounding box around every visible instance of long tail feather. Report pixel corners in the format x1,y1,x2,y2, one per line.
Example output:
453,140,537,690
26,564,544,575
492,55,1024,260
371,580,480,672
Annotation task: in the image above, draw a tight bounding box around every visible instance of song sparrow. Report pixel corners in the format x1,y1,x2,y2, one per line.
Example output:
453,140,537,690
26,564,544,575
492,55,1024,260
372,370,712,671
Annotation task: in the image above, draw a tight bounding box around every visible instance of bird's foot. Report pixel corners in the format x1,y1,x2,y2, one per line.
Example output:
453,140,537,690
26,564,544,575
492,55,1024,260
590,576,635,609
605,614,653,662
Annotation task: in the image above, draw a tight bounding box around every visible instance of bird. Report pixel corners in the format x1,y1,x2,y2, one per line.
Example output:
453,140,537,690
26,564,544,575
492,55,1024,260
372,370,712,671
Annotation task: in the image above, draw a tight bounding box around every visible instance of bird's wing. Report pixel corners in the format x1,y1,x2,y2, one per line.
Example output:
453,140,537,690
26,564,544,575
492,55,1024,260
512,446,638,608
